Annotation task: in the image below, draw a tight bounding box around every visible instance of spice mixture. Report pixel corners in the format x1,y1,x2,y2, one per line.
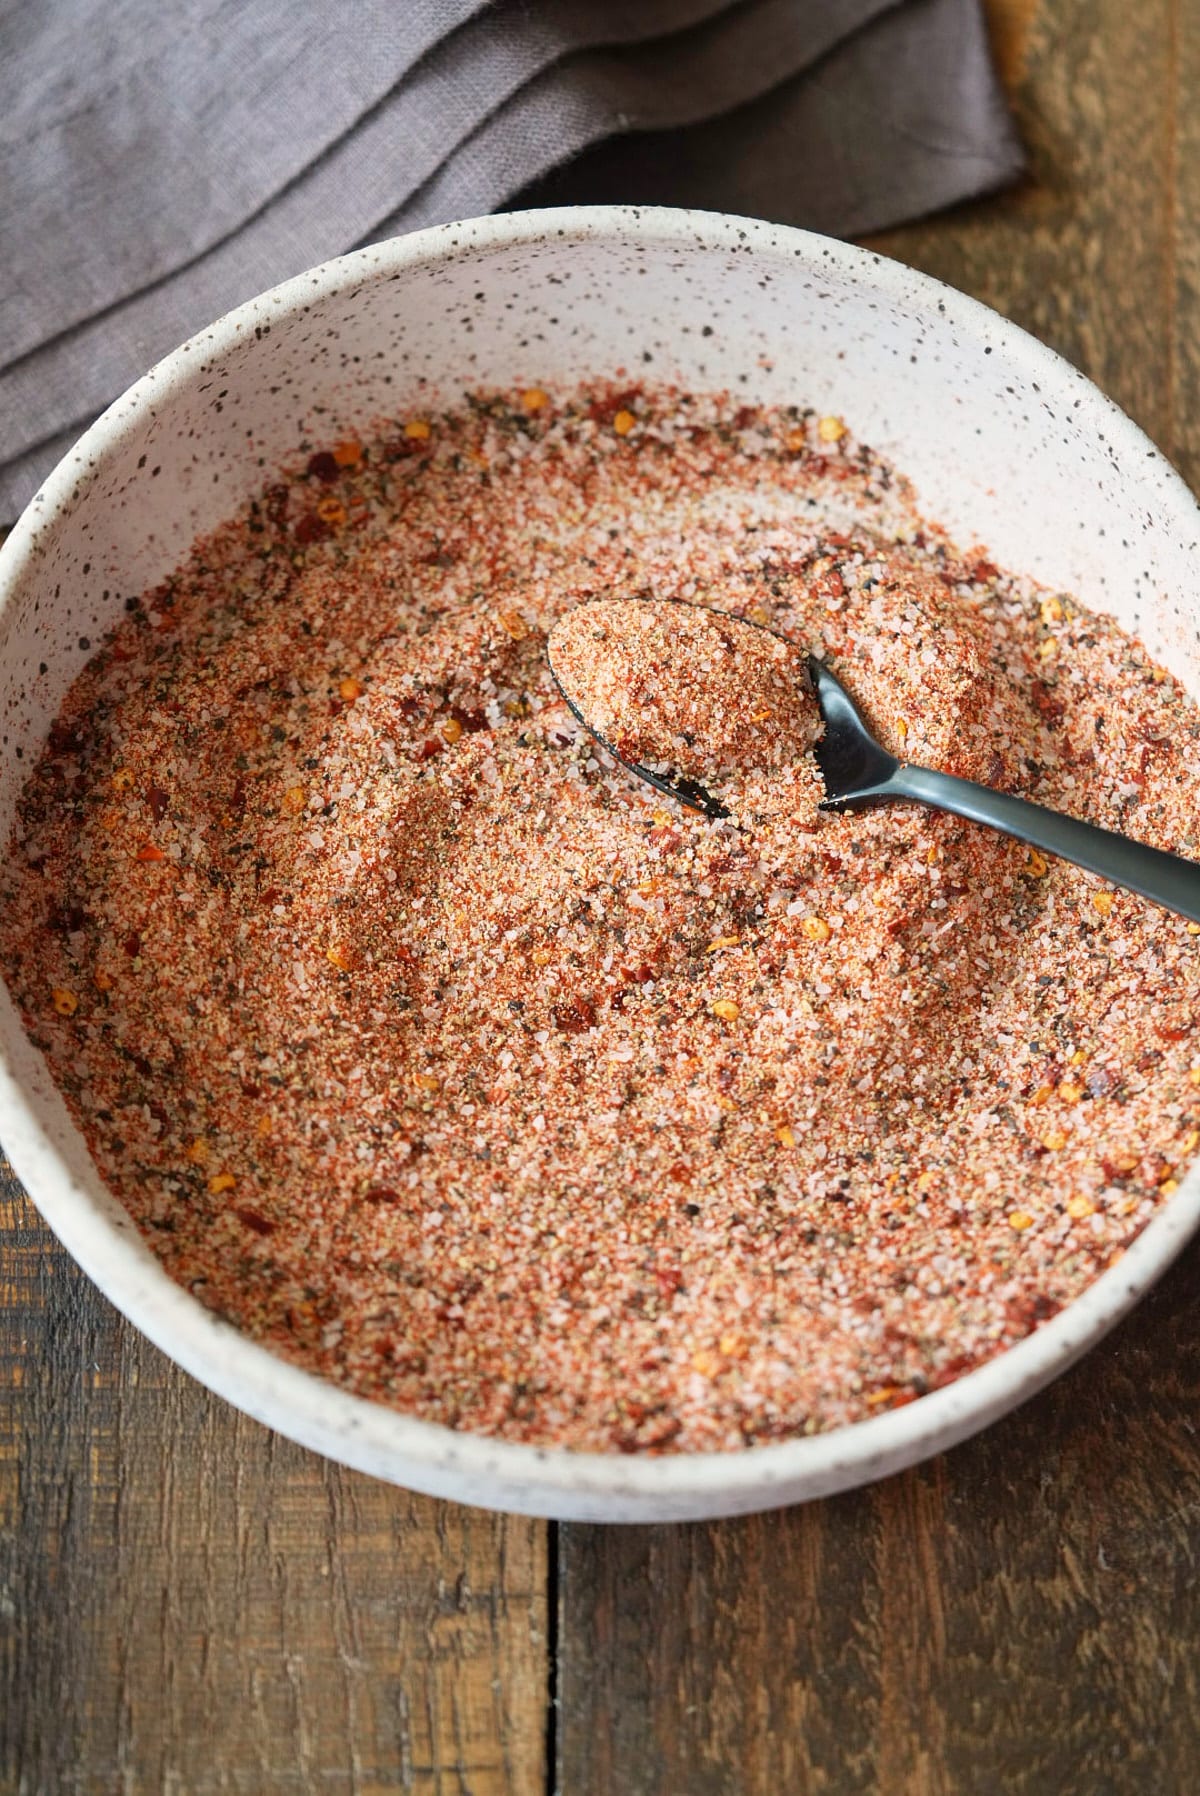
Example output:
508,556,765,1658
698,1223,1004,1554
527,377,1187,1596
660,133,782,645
5,385,1200,1454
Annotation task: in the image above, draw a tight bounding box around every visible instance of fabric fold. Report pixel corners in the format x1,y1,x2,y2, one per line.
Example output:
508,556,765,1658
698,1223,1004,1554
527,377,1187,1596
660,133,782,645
0,0,489,362
0,0,891,480
0,0,743,367
0,0,1023,523
516,0,1024,238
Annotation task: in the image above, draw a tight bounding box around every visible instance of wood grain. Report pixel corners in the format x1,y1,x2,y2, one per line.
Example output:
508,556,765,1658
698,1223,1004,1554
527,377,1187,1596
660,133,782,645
558,1240,1200,1796
558,4,1200,1791
0,1161,547,1795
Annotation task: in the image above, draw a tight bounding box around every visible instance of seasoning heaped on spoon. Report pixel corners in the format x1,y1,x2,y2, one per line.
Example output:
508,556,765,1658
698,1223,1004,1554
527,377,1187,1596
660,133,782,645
547,598,826,825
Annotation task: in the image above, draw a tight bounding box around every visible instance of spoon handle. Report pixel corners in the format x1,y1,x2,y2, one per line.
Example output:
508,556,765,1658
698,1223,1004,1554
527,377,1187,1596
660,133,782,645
881,762,1200,924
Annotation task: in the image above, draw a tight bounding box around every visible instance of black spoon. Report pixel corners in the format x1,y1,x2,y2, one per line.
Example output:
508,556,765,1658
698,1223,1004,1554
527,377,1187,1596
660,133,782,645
548,601,1200,926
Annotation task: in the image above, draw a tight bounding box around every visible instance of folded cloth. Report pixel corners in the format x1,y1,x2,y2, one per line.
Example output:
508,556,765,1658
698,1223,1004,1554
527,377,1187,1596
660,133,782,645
0,0,487,364
0,0,898,492
0,0,1022,522
515,0,1024,239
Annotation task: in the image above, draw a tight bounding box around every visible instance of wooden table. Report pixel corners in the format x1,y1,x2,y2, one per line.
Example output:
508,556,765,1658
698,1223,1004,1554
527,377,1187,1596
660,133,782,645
5,6,1200,1789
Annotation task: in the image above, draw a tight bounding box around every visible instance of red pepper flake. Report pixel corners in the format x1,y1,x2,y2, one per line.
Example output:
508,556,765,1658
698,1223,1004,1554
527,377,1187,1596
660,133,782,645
553,997,598,1034
293,513,333,544
235,1206,275,1236
449,704,489,735
135,844,166,863
1155,1019,1193,1042
1030,680,1066,727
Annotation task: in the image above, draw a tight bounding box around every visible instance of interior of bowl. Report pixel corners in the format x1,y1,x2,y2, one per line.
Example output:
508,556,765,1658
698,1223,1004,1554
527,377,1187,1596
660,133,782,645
3,206,1199,1520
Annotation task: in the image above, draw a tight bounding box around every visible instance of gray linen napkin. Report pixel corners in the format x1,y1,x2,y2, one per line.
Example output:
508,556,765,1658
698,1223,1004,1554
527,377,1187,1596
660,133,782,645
0,0,487,363
0,0,899,488
0,0,1022,522
515,0,1023,238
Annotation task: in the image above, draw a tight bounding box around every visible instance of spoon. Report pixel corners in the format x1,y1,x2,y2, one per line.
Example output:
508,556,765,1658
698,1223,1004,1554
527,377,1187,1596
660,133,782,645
548,600,1200,925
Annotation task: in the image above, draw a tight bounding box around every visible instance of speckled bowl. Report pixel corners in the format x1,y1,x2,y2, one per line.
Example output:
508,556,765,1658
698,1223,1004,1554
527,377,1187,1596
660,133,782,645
2,207,1199,1521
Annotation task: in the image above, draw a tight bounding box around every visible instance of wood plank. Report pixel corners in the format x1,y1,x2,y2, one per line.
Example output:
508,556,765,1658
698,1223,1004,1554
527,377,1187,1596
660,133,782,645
558,1239,1200,1796
0,1162,548,1795
559,3,1200,1791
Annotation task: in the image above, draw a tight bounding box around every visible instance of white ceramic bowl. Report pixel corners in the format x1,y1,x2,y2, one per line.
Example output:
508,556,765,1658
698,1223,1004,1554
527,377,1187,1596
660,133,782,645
3,207,1199,1522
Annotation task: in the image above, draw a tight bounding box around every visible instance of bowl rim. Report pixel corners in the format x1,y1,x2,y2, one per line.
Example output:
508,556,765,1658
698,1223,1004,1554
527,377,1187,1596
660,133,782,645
3,202,1200,1521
